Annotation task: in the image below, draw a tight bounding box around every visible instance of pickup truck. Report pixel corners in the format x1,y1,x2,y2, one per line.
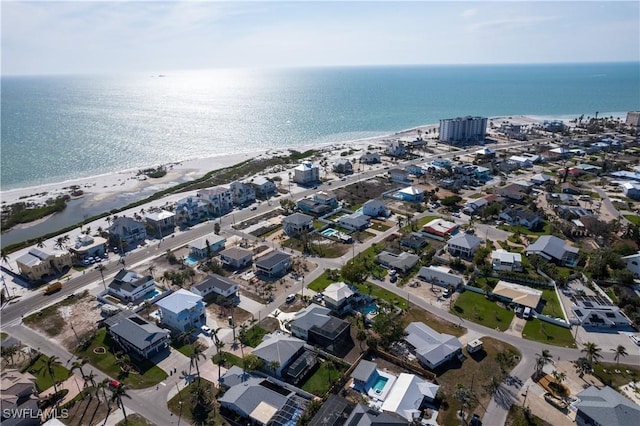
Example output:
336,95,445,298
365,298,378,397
43,282,62,295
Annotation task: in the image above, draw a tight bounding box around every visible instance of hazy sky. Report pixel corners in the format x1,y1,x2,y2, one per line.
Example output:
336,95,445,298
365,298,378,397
2,1,639,75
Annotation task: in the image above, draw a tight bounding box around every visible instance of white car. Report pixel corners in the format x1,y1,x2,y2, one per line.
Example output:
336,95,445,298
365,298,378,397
630,335,640,346
200,325,211,335
286,294,296,303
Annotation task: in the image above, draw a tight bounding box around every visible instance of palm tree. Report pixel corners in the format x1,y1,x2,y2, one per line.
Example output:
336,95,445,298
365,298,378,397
1,345,19,366
110,383,132,424
39,355,62,396
613,345,628,365
54,235,70,251
243,354,262,372
572,357,591,380
268,360,281,377
96,263,107,291
454,384,473,419
214,341,225,382
147,264,157,278
552,370,566,385
581,342,602,366
36,238,46,248
238,323,248,359
534,349,553,378
1,250,13,271
84,370,97,389
190,343,207,383
71,358,88,384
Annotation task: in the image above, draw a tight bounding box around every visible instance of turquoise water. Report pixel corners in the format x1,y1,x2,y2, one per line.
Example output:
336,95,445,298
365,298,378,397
372,376,388,394
2,63,638,191
363,303,378,315
321,228,338,237
143,289,161,300
185,256,199,266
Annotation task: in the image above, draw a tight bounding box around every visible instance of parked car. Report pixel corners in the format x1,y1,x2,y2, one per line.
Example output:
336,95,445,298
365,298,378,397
286,294,296,303
443,288,451,298
201,325,212,335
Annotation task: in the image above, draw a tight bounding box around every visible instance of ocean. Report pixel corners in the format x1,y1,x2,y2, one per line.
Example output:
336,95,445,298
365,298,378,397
1,62,639,192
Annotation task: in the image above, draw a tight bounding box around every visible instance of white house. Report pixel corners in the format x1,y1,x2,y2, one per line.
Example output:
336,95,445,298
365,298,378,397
499,208,543,230
198,186,233,216
525,235,579,267
360,152,381,164
145,210,176,236
447,233,483,258
362,199,390,218
381,373,440,422
386,140,406,157
332,159,353,174
404,322,462,369
417,266,464,289
107,216,147,248
491,250,523,272
293,161,320,185
622,251,640,277
388,168,411,184
155,289,207,333
188,234,226,258
107,269,156,302
508,156,533,168
282,213,314,237
175,196,210,223
337,212,370,231
323,282,356,314
191,274,239,301
249,176,277,198
621,182,640,200
229,181,256,206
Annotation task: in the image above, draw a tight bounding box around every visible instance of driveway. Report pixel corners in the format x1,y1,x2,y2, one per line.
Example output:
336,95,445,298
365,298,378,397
237,295,266,315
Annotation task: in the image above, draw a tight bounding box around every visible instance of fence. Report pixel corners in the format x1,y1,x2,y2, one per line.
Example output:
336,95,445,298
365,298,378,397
463,285,487,295
535,312,571,329
370,347,437,382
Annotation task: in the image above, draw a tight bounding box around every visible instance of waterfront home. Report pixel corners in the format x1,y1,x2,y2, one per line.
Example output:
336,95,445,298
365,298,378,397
293,161,320,185
191,274,239,302
323,282,356,314
249,176,277,198
104,311,169,359
16,247,72,282
155,289,206,333
219,246,253,269
375,251,420,274
252,333,316,383
107,269,155,303
498,207,543,230
337,212,370,231
255,251,291,278
188,233,226,258
198,186,233,216
386,140,406,157
491,250,523,272
175,196,210,224
229,181,256,206
290,304,352,355
1,369,39,426
573,386,640,426
388,168,411,184
282,213,314,237
145,210,176,237
332,158,353,174
417,266,464,289
447,233,483,259
362,199,390,218
491,281,542,310
69,234,107,263
525,235,579,267
360,152,381,164
404,322,462,369
107,216,147,248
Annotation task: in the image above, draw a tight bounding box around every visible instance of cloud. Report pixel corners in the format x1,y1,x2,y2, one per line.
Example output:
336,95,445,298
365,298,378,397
461,8,478,18
466,15,559,32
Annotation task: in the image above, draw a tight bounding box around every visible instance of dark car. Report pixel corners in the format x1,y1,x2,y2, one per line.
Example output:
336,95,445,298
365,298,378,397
470,414,482,426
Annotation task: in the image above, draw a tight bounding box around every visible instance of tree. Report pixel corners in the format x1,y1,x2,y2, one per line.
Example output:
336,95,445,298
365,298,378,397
147,264,156,278
96,263,107,291
441,195,462,207
340,259,369,285
213,340,225,382
243,354,263,372
53,235,70,251
280,198,296,215
268,360,281,376
71,358,88,384
214,222,221,235
372,312,405,349
581,342,602,366
454,384,473,419
572,357,591,380
84,370,97,389
356,328,367,351
613,345,628,365
552,369,566,385
190,343,207,383
110,383,132,424
1,345,18,366
39,356,63,397
534,349,553,379
1,250,12,271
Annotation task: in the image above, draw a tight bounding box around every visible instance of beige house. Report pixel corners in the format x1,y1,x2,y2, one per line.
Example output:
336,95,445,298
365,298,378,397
16,248,72,282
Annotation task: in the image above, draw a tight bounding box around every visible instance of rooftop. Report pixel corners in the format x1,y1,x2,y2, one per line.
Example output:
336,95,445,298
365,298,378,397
155,289,203,313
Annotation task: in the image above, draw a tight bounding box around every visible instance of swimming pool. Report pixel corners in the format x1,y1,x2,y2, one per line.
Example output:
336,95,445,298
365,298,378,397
363,302,378,315
372,376,388,394
143,289,161,300
184,255,200,266
321,228,338,237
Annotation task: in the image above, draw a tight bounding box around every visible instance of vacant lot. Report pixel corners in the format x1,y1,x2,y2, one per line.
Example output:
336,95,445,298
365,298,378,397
522,319,576,348
451,290,514,331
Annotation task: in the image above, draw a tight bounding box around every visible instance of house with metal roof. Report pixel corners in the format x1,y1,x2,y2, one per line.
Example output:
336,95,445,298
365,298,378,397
16,247,73,282
155,289,206,333
322,282,357,314
446,233,483,259
255,251,291,278
530,173,555,186
491,281,542,310
107,269,156,302
252,333,316,384
104,311,169,359
388,168,411,184
362,199,390,218
188,233,226,258
404,322,462,369
623,251,640,278
290,304,352,355
360,152,381,164
417,266,464,289
374,251,420,274
249,176,277,198
219,246,253,269
190,274,238,301
282,213,314,237
395,186,424,202
573,386,640,426
491,250,523,272
524,235,579,267
293,161,320,185
381,373,440,422
571,296,631,329
332,158,353,174
337,212,370,231
145,209,176,237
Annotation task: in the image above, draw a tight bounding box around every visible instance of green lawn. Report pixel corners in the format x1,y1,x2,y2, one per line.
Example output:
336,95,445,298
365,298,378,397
360,281,408,309
404,304,466,337
522,318,576,348
450,291,514,331
220,351,244,369
239,325,267,347
300,359,348,396
370,222,391,232
605,288,618,304
403,215,440,232
76,328,167,389
624,215,640,225
468,193,484,199
540,289,564,318
506,405,551,426
308,271,336,292
502,222,551,236
25,354,72,392
115,413,157,426
171,340,195,358
592,362,640,389
0,332,7,340
556,266,573,279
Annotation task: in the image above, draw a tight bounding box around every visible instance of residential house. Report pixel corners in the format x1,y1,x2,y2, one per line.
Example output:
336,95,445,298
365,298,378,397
1,369,39,426
464,197,488,214
188,233,226,258
525,235,579,267
104,311,169,359
547,193,578,206
622,182,640,200
491,281,542,310
255,251,291,277
375,251,420,274
145,210,176,237
388,168,411,184
498,208,543,230
496,183,527,200
574,386,640,426
290,304,352,355
386,140,406,157
332,159,353,174
293,161,320,185
219,246,253,269
395,186,424,202
107,216,147,248
16,248,72,281
555,205,594,220
362,199,390,218
622,251,640,277
405,164,424,177
401,232,429,249
337,212,370,231
530,173,554,186
69,234,107,263
250,176,277,198
296,198,333,216
431,158,451,169
218,377,307,426
252,333,316,384
191,274,239,302
508,156,533,168
229,181,256,206
175,196,210,224
575,164,602,174
417,266,464,289
513,180,535,192
198,186,233,216
423,218,458,237
447,233,483,258
473,166,492,181
282,213,314,237
561,182,583,195
323,282,356,314
360,152,381,164
309,395,405,426
404,322,462,369
313,191,338,208
155,289,207,333
572,297,631,329
475,147,496,158
381,373,440,422
346,404,408,426
491,250,523,272
107,269,156,302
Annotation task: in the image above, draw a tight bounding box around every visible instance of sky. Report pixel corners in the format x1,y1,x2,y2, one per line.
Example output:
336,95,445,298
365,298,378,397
2,0,639,75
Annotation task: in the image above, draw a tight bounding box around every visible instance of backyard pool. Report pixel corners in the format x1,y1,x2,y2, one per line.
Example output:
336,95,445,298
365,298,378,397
372,376,388,394
321,228,338,237
143,288,161,300
184,255,200,266
362,302,378,315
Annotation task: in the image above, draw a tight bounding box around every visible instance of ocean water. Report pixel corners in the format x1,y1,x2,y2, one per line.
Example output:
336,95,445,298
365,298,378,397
2,62,639,191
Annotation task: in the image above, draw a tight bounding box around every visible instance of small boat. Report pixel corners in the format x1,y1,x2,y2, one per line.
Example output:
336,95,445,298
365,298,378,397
544,392,568,410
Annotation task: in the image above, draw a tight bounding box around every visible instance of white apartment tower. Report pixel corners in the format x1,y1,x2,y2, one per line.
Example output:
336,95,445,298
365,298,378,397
439,116,488,145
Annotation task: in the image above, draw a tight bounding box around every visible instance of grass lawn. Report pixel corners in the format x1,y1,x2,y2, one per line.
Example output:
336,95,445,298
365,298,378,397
300,359,348,396
403,215,440,232
506,405,552,426
25,354,72,392
540,289,563,318
308,271,336,292
360,281,408,309
556,266,573,279
76,328,167,389
116,413,157,426
468,193,484,199
502,223,551,236
167,378,226,425
0,332,7,340
522,319,576,348
604,288,618,304
451,291,514,331
624,215,640,225
172,340,196,358
592,362,640,389
370,221,391,232
404,304,466,337
220,351,244,369
239,325,267,347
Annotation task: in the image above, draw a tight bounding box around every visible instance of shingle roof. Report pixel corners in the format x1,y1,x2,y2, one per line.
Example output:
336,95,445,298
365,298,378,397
252,334,305,365
291,304,332,332
375,251,420,271
255,251,291,269
282,213,314,226
108,269,153,293
350,360,377,382
105,311,169,351
447,233,483,250
219,246,253,260
404,322,462,367
323,282,355,303
575,386,640,426
192,274,236,293
525,235,579,260
218,378,289,419
492,281,542,309
189,234,226,250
